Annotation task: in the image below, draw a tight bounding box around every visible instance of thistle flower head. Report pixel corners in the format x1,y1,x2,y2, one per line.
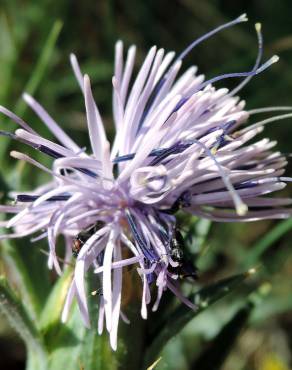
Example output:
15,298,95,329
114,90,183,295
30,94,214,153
1,15,292,350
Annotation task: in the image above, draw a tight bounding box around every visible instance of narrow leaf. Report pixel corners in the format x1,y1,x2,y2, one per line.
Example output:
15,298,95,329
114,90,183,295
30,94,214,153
192,302,254,370
39,266,73,332
0,239,48,319
243,219,292,268
15,19,63,116
0,11,17,103
45,276,116,370
144,269,255,367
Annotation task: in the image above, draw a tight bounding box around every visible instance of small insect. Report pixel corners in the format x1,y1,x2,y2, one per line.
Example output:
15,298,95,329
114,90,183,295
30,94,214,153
169,227,184,261
169,227,198,281
72,220,105,258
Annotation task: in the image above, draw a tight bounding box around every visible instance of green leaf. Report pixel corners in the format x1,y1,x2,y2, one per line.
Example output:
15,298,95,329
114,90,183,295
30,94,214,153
43,274,118,370
0,239,49,320
144,270,255,367
191,282,271,370
44,302,86,369
194,218,212,252
39,266,73,332
242,218,292,269
0,276,47,368
79,328,117,370
191,302,254,370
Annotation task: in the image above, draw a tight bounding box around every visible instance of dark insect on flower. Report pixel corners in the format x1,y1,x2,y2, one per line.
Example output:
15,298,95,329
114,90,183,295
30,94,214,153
169,227,199,281
170,227,185,261
72,221,105,258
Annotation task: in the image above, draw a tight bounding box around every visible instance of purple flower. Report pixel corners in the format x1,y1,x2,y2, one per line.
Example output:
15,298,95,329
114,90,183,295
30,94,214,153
1,14,292,349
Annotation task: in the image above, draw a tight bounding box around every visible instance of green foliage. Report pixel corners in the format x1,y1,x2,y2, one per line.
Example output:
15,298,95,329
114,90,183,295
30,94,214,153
144,270,254,368
192,302,254,370
0,276,47,368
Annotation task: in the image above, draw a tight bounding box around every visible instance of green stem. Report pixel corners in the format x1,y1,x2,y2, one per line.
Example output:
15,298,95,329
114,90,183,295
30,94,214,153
14,20,63,116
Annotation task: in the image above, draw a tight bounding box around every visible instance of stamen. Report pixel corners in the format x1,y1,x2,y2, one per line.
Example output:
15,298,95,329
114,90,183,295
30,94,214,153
192,55,279,97
114,120,236,165
0,106,38,134
248,106,292,115
279,176,292,183
125,210,158,261
16,194,71,202
0,130,98,178
10,151,99,192
113,141,191,164
191,139,248,216
229,22,263,97
171,55,279,115
23,93,81,152
117,136,247,214
0,130,63,159
137,14,247,128
234,176,292,190
241,112,292,134
0,130,16,140
177,14,248,62
70,53,84,92
113,153,135,163
150,141,192,166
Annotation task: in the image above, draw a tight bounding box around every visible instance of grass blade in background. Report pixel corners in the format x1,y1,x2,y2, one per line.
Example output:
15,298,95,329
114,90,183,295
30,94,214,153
14,19,63,116
191,302,254,370
0,11,17,104
144,269,256,368
242,219,292,269
0,19,63,159
191,282,272,370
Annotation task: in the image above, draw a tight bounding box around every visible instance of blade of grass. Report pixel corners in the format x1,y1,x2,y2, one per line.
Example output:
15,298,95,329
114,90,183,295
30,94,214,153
14,19,63,116
0,19,63,159
0,11,17,104
192,282,271,370
242,218,292,269
144,269,255,368
191,302,254,370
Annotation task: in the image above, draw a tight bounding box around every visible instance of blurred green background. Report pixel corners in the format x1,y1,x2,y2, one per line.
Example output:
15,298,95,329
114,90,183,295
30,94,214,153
0,1,292,369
